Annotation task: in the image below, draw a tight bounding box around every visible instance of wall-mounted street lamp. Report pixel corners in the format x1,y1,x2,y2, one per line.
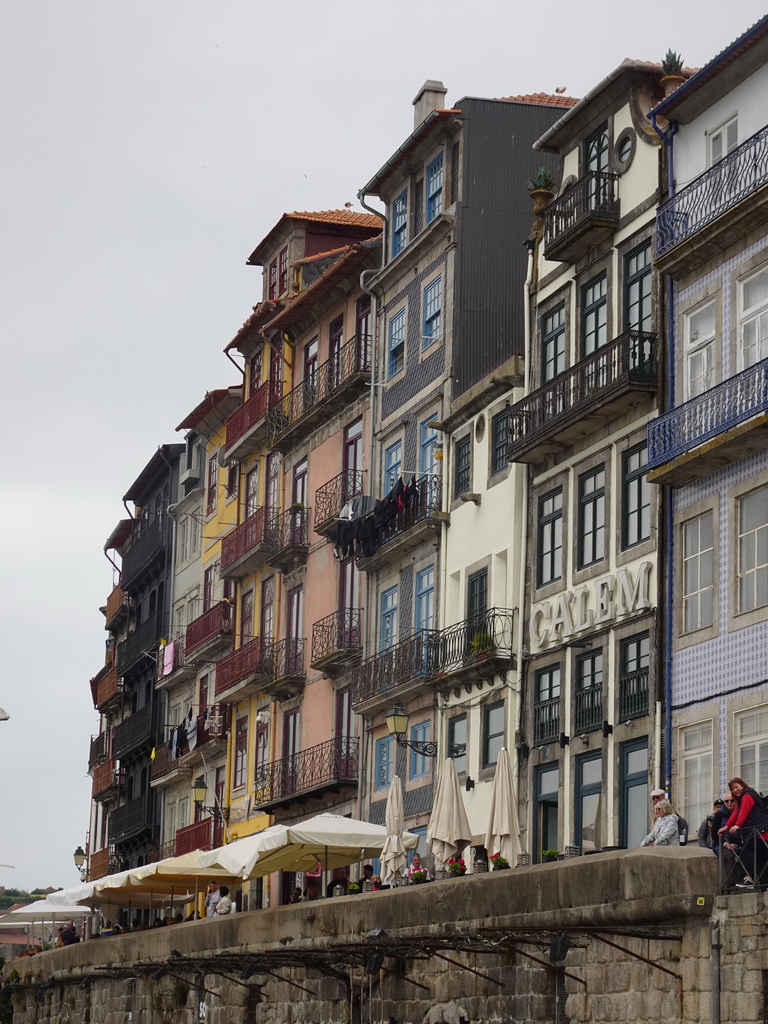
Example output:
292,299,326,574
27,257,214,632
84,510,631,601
192,777,228,822
73,845,86,879
385,704,438,757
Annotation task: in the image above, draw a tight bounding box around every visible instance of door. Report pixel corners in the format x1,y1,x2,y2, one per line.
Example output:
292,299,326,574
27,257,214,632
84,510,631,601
260,577,275,641
575,753,602,853
585,122,609,209
249,352,262,398
343,418,363,500
416,566,436,674
336,686,355,775
339,557,361,647
535,763,559,862
304,338,319,412
240,589,254,643
356,295,372,367
329,316,344,388
265,453,280,515
245,466,259,520
283,708,300,795
287,586,304,675
203,566,214,613
213,767,226,846
620,739,649,849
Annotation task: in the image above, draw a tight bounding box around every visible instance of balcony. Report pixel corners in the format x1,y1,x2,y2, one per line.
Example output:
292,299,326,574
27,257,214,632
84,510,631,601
117,616,162,676
533,698,561,746
574,687,603,734
253,736,358,813
93,664,120,710
105,584,128,631
619,668,649,722
214,637,269,703
543,171,620,264
220,507,271,580
179,705,231,762
310,608,363,675
266,507,310,573
351,631,440,711
88,731,108,770
224,379,282,461
647,357,768,486
267,335,371,452
507,331,658,464
314,469,365,538
261,638,306,700
145,840,176,865
150,743,191,789
93,759,122,800
185,601,233,660
108,793,154,844
88,846,112,881
175,817,215,856
433,608,516,691
112,702,156,760
356,474,448,572
121,517,169,591
655,125,768,278
156,635,197,689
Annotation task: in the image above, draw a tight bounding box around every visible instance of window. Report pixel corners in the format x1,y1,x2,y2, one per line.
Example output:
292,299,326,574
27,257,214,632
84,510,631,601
233,717,248,789
542,304,566,383
329,315,344,387
388,309,405,378
467,568,488,625
420,414,439,475
260,576,275,640
740,267,768,370
423,276,442,348
575,753,602,853
709,114,738,166
245,466,259,519
178,518,189,563
578,466,605,568
491,411,508,474
426,153,443,222
685,301,716,399
268,259,277,300
278,247,288,295
619,633,650,720
483,702,505,767
206,454,217,513
619,739,648,848
538,488,563,586
624,242,652,333
535,763,559,861
203,566,215,613
735,705,768,793
534,666,561,744
582,274,607,357
738,486,768,612
249,352,262,396
585,123,609,210
226,461,238,498
384,440,402,491
239,589,253,641
574,650,603,732
448,715,467,774
454,436,471,496
682,512,714,632
392,190,408,257
679,721,712,830
622,443,650,548
413,178,424,235
415,566,435,632
410,721,431,779
375,736,394,790
380,586,398,651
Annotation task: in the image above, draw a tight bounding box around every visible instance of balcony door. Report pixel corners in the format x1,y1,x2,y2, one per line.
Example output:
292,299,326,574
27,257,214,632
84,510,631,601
292,459,308,508
213,767,225,847
260,577,275,642
343,418,363,500
283,708,299,795
535,763,559,863
329,316,344,388
303,338,319,412
336,686,355,775
584,123,609,209
245,466,259,520
357,295,372,366
265,453,280,515
254,718,269,792
240,589,254,644
203,565,214,613
269,344,282,388
287,586,304,674
249,352,262,397
339,557,361,647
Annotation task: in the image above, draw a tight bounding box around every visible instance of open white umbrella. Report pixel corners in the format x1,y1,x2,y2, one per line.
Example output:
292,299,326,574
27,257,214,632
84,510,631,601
380,775,407,883
427,758,472,871
484,747,522,866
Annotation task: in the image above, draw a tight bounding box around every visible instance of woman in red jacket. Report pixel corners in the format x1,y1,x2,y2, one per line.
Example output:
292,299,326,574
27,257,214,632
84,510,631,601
719,777,768,888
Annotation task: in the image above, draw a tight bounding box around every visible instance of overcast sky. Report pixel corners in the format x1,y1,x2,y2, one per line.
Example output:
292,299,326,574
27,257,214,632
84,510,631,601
0,1,764,891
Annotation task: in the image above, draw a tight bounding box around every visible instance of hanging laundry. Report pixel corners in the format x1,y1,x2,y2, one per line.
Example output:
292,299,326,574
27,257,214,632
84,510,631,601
163,641,175,676
185,706,198,751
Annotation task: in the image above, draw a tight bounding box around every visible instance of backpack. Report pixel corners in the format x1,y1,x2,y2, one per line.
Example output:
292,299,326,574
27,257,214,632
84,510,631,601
677,815,689,846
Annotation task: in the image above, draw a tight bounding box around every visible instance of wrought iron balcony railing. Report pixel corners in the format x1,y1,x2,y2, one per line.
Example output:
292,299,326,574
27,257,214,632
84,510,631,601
220,506,271,578
185,601,233,655
648,356,768,473
214,636,269,699
121,517,169,590
507,330,657,463
356,474,445,570
656,124,768,259
544,171,620,262
194,704,231,747
619,668,649,721
108,793,154,844
253,735,358,810
268,335,371,446
145,840,176,865
574,687,603,734
314,469,365,535
260,637,305,698
89,731,107,770
533,697,560,746
266,507,309,571
117,616,163,676
225,378,282,455
434,607,515,676
311,608,362,670
175,816,215,856
351,630,441,705
112,702,156,760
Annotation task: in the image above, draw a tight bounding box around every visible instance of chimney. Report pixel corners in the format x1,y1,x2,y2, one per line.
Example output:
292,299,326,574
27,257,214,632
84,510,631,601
412,80,448,129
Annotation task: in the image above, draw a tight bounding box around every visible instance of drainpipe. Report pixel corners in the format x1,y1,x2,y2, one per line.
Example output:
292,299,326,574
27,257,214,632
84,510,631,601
711,922,721,1024
225,348,245,377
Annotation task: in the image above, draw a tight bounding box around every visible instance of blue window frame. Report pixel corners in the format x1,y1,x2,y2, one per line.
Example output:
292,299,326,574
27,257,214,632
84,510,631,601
423,276,442,348
419,414,439,475
375,736,394,790
410,721,431,779
388,309,405,379
392,190,408,256
380,586,398,651
426,155,443,223
384,440,402,491
415,566,435,632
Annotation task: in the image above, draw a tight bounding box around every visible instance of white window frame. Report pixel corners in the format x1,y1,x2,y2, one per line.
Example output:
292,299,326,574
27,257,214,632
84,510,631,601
739,266,768,370
682,511,714,633
678,720,712,830
735,704,768,793
737,485,768,613
708,113,738,167
684,300,716,399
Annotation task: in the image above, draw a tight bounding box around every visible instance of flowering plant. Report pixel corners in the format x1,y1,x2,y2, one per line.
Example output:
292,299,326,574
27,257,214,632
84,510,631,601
490,853,509,868
408,867,428,882
447,857,466,876
346,882,361,893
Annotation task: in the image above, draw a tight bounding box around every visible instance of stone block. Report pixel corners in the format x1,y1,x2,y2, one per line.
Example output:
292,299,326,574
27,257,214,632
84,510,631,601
604,961,631,992
741,934,758,951
630,962,651,989
729,990,763,1021
728,892,760,916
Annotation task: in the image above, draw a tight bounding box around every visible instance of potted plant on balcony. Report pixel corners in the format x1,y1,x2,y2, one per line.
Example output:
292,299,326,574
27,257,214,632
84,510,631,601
490,853,510,871
528,167,557,213
447,856,467,877
470,632,497,660
540,849,560,863
288,502,305,515
660,49,686,97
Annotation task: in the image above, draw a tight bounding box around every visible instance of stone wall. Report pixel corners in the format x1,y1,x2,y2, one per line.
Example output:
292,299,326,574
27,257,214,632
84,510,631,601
5,849,765,1024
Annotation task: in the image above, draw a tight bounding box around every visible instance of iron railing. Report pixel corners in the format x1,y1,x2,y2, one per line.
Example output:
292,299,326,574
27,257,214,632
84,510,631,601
574,687,603,733
117,616,162,676
619,669,649,721
93,759,122,798
89,731,107,769
357,473,443,563
267,507,309,556
195,704,230,745
186,601,232,655
89,847,112,881
175,817,214,856
150,743,188,782
95,665,119,707
268,334,371,441
108,793,154,843
434,607,515,673
314,469,365,533
263,637,305,680
656,124,768,258
225,379,282,450
215,637,269,697
220,506,270,575
533,698,560,746
507,330,657,454
544,170,619,251
105,584,126,627
648,356,768,469
145,840,175,865
311,608,362,665
121,517,168,589
112,702,155,760
156,634,188,681
351,630,440,704
253,735,358,808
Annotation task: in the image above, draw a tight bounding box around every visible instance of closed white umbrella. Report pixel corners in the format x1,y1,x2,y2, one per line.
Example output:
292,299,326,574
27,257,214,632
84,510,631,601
380,775,407,883
427,759,472,871
484,747,522,866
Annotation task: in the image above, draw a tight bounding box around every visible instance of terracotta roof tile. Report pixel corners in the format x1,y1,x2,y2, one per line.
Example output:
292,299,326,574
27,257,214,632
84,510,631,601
283,210,382,228
293,244,352,265
500,92,580,107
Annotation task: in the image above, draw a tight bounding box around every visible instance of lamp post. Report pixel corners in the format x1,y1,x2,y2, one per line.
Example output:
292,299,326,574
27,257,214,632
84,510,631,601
192,777,227,822
385,703,438,757
73,845,86,880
